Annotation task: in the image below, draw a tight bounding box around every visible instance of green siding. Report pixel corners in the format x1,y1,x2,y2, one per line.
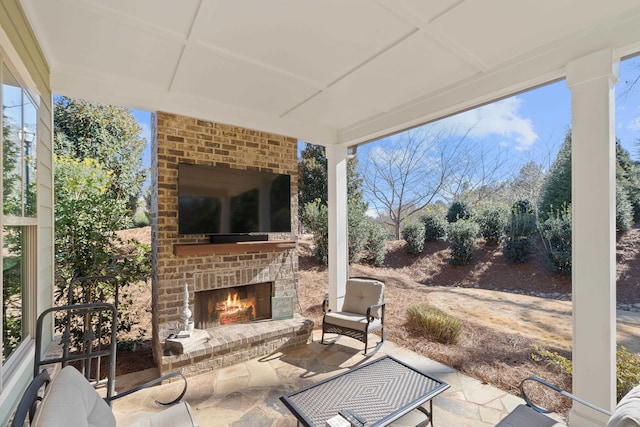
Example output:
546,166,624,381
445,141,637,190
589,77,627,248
0,0,53,425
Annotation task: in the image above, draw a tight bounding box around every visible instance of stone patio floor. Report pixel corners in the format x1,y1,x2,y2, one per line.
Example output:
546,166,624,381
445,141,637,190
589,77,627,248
111,330,562,426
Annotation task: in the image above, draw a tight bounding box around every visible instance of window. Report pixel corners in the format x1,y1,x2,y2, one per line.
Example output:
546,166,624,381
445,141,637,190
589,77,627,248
1,62,37,366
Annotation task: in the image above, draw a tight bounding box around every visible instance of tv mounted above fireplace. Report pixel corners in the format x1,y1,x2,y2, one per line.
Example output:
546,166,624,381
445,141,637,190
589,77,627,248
177,163,291,240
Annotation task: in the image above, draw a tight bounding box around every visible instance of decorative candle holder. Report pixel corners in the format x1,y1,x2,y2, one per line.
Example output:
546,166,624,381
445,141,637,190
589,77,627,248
179,282,193,337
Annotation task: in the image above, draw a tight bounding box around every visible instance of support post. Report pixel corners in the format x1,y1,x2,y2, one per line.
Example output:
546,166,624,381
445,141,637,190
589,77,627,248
327,145,349,311
566,48,619,427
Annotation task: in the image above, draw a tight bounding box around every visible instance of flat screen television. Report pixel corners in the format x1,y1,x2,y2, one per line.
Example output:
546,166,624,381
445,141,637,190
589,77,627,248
177,163,292,238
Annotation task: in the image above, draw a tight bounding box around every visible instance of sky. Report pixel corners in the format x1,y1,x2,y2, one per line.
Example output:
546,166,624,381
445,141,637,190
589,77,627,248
355,55,640,205
133,55,640,185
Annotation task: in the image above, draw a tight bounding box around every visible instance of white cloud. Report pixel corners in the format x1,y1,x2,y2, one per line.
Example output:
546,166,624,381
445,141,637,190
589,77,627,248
627,116,640,131
440,97,539,151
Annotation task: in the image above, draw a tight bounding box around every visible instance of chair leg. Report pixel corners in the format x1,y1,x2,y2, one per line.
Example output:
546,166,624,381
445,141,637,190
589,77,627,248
363,333,368,355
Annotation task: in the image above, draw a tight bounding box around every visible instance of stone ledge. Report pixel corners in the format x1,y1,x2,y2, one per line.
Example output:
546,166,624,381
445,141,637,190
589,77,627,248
159,315,313,377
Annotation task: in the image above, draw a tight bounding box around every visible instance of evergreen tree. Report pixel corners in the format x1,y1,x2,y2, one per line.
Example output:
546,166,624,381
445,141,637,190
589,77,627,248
298,143,327,208
616,141,640,223
538,131,572,221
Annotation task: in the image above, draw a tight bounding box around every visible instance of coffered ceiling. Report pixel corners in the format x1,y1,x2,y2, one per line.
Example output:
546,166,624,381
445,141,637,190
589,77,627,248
19,0,640,145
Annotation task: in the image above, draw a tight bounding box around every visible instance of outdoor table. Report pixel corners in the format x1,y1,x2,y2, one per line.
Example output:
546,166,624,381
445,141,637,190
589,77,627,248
280,355,450,427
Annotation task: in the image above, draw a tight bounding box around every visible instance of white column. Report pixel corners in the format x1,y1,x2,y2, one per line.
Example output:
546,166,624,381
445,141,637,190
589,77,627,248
326,145,349,311
566,48,619,427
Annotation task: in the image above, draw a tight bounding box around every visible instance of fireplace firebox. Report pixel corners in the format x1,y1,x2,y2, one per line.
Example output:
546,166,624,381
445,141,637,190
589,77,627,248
194,282,273,329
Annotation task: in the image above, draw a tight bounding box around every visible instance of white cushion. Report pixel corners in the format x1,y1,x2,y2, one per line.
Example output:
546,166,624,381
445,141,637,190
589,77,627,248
341,278,384,318
32,366,116,427
608,386,640,427
324,311,383,332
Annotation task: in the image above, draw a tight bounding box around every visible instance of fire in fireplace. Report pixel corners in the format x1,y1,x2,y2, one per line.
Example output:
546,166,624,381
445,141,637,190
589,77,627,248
194,282,273,329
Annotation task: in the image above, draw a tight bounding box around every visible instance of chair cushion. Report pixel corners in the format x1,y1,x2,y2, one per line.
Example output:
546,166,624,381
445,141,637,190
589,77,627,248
324,311,383,332
608,385,640,427
342,278,385,318
32,366,116,427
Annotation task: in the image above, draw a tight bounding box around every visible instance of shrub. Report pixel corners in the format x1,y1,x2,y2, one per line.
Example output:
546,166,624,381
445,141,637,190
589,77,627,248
401,223,425,256
507,199,537,237
476,205,508,245
617,346,640,401
628,187,640,223
617,186,633,232
132,210,150,227
347,201,368,264
540,206,572,276
302,200,328,264
447,219,479,265
503,237,533,264
406,305,461,344
420,212,447,242
364,220,388,266
447,200,474,223
503,200,537,263
532,344,640,402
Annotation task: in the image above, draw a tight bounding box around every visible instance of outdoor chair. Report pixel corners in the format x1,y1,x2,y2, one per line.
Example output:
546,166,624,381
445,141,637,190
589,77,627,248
11,302,197,426
495,376,640,427
321,277,386,355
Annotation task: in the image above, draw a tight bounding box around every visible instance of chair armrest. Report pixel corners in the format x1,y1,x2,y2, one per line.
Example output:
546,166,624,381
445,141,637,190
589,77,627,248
107,371,188,407
519,376,611,416
322,297,330,313
365,301,386,321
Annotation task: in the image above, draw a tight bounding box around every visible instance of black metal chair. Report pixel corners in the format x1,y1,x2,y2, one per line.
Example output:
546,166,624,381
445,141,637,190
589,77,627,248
11,302,191,426
321,277,386,355
495,376,615,427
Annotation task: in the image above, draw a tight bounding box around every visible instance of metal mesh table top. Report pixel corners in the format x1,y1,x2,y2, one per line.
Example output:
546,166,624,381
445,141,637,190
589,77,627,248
280,355,449,427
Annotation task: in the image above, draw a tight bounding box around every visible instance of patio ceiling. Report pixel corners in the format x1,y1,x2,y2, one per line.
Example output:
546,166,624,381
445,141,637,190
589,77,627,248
19,0,640,146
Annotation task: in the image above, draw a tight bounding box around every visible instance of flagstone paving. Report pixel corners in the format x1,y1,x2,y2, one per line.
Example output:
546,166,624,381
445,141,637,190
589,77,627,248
112,330,563,426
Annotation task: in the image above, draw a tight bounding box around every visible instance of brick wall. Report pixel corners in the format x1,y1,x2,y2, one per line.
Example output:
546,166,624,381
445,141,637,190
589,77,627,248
151,112,299,359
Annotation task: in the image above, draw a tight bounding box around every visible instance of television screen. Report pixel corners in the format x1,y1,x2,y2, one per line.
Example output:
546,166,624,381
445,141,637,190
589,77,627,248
178,163,291,235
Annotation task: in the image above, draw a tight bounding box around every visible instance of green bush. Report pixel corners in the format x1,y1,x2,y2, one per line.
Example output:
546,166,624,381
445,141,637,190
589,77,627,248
401,223,425,256
532,344,640,402
364,220,388,266
348,201,368,264
406,305,461,344
477,205,508,245
447,219,479,265
617,346,640,400
503,237,533,264
540,206,572,276
302,200,328,264
420,212,447,242
447,200,474,223
507,199,537,237
617,186,633,232
503,200,537,263
132,210,150,227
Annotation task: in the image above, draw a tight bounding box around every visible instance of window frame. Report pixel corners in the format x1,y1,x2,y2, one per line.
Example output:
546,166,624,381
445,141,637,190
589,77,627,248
0,49,39,389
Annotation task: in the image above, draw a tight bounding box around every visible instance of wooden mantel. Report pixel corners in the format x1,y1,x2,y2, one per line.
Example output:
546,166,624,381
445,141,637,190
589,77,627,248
173,240,296,257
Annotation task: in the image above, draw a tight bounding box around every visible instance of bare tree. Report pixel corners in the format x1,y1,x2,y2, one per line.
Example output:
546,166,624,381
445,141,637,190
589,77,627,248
439,141,512,204
360,125,471,239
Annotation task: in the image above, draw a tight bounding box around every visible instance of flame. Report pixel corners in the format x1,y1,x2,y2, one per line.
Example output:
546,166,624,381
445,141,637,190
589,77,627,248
225,292,242,310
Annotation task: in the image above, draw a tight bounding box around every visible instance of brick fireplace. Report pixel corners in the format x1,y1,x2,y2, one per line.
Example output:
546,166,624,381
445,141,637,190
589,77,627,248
151,112,312,376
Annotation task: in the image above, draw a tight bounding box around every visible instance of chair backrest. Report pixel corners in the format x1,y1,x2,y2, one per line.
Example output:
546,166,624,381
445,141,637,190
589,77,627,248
35,302,117,401
342,277,385,317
